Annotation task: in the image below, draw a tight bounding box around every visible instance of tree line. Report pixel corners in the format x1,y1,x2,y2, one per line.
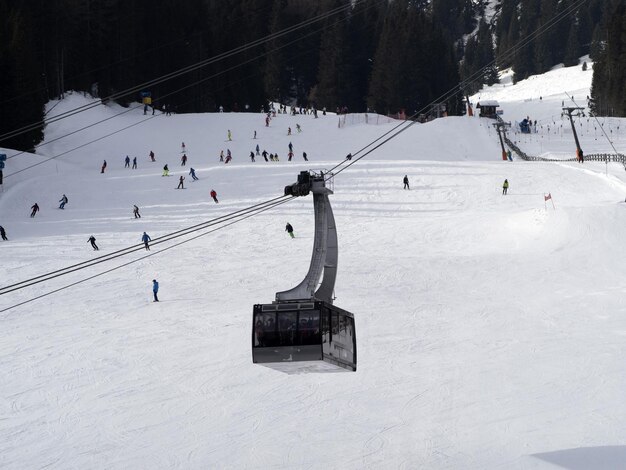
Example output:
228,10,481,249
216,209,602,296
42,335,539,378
0,0,624,152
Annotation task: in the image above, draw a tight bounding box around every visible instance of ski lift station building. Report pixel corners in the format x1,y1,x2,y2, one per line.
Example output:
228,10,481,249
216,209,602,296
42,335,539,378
476,100,500,119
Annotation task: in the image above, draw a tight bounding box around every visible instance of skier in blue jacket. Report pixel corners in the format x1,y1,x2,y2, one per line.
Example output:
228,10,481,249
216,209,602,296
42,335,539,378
142,232,151,250
152,279,159,302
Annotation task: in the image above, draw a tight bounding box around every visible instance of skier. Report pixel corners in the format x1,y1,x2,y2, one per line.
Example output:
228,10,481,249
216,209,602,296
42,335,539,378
502,179,509,195
162,164,169,176
88,235,99,251
285,222,295,239
58,194,68,209
254,130,257,139
125,155,130,168
256,144,260,156
288,142,293,152
152,279,159,302
506,150,512,162
210,189,219,203
220,150,224,162
403,175,410,190
265,116,270,127
132,156,137,169
142,231,151,250
227,129,232,141
288,151,293,161
133,205,141,218
250,151,255,162
296,124,301,133
181,154,187,166
101,160,107,173
302,152,308,162
225,149,232,164
181,142,186,153
149,150,155,162
30,203,40,218
0,225,7,241
177,175,185,189
189,167,198,180
287,127,292,136
262,150,268,162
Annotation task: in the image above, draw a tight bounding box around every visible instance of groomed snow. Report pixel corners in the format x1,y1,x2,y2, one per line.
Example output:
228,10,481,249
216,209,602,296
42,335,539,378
2,61,626,469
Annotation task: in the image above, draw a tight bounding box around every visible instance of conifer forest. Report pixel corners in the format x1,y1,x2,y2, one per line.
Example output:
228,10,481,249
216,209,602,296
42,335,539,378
1,0,624,151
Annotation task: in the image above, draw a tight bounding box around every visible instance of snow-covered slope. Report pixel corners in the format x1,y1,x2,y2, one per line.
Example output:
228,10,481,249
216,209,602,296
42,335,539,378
2,62,626,469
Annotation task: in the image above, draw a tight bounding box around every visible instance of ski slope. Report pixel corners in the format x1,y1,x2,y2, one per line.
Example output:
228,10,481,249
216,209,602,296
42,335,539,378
2,62,626,469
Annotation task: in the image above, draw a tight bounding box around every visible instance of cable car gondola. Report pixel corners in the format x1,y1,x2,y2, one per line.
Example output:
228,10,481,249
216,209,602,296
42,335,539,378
252,171,357,373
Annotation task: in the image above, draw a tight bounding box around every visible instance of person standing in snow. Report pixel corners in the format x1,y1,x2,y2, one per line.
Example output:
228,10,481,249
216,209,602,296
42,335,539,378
88,235,99,251
189,167,198,180
287,127,292,136
227,129,232,141
288,142,293,152
30,203,40,218
219,150,224,162
142,231,151,250
133,205,141,218
254,130,257,139
262,150,268,162
181,142,186,153
0,225,8,241
250,151,255,162
177,175,185,189
256,144,260,156
502,179,509,195
59,194,68,209
149,150,155,162
210,189,219,203
132,156,137,169
162,164,169,176
302,152,308,162
288,151,293,161
181,154,187,166
101,160,107,173
403,175,410,190
285,222,295,239
152,279,159,302
296,124,301,133
125,155,130,168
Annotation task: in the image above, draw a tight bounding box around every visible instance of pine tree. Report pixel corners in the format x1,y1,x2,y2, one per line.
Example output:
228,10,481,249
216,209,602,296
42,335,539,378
313,0,351,111
0,1,44,150
563,18,581,66
347,0,384,111
590,2,626,116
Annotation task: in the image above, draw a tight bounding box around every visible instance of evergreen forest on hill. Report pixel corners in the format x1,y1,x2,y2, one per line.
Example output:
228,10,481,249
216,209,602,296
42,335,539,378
1,0,625,151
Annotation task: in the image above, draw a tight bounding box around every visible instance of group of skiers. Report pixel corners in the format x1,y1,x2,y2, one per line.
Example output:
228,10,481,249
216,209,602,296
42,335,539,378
124,155,138,169
402,174,512,195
